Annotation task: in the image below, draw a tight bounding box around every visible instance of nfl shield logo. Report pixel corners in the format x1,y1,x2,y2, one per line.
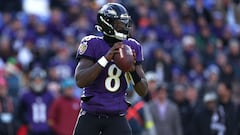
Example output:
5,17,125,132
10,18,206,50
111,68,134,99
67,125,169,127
78,43,88,55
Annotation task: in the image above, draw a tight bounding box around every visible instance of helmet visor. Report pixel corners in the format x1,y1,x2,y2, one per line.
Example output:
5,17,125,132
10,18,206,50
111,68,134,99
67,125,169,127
113,17,132,34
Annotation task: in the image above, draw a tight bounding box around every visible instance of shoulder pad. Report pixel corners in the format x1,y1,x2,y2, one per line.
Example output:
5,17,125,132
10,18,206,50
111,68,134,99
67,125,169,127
81,35,101,43
78,35,102,55
128,38,141,46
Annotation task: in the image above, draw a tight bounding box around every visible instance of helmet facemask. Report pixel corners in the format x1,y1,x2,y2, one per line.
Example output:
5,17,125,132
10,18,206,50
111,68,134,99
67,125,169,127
113,17,132,37
96,15,131,40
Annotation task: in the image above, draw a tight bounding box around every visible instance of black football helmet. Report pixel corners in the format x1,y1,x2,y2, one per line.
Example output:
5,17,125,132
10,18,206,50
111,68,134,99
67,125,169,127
96,3,131,40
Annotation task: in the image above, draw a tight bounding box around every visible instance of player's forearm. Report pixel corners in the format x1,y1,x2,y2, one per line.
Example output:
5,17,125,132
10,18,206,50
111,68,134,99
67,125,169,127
130,65,148,97
134,79,148,97
75,63,103,88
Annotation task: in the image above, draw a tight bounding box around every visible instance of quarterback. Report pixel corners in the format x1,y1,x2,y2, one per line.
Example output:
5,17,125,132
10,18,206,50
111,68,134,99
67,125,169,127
73,3,148,135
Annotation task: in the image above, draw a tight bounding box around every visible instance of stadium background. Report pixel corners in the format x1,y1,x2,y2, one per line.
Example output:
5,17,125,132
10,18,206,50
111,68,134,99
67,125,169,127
0,0,240,135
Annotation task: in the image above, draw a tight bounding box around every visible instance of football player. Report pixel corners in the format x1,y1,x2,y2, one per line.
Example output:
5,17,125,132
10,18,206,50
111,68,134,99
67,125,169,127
73,3,148,135
18,67,54,135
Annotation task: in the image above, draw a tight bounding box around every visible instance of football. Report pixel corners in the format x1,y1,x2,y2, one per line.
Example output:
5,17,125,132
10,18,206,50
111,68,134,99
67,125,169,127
113,44,135,72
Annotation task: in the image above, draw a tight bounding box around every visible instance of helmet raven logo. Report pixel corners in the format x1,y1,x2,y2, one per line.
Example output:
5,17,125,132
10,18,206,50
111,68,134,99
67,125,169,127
107,9,117,16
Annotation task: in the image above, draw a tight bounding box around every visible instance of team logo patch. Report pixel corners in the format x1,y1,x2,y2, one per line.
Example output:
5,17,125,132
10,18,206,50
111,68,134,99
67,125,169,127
78,43,88,55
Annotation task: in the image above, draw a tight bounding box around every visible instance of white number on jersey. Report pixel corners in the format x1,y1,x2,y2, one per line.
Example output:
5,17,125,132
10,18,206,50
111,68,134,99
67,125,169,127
32,101,47,123
105,64,122,92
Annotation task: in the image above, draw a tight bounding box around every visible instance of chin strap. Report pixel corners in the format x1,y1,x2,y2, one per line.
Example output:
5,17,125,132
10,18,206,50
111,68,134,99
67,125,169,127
114,30,127,40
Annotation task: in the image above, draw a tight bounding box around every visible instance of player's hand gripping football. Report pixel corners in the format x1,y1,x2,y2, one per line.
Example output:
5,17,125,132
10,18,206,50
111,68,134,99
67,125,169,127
104,42,123,61
105,42,136,72
129,49,136,72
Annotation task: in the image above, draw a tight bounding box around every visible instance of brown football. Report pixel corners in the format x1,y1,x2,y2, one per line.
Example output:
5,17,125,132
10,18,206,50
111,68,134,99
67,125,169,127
113,44,135,72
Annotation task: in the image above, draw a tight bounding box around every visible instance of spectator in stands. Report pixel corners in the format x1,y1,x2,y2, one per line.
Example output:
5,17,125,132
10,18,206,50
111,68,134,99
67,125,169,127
145,48,173,82
49,78,80,135
219,63,234,84
216,0,240,34
228,39,240,79
185,85,200,135
172,84,193,135
202,41,217,66
141,30,159,67
17,37,34,71
161,0,179,25
211,11,225,39
222,27,233,48
186,85,199,105
195,24,217,55
0,0,21,12
217,82,240,135
47,82,61,98
126,87,156,135
201,64,220,97
191,0,212,23
180,3,196,35
165,16,183,53
0,76,17,135
192,92,226,135
48,46,75,80
149,83,182,135
171,67,189,87
18,67,54,135
181,35,198,71
188,61,205,89
144,72,158,102
0,36,15,63
4,60,22,100
216,52,235,84
47,8,65,39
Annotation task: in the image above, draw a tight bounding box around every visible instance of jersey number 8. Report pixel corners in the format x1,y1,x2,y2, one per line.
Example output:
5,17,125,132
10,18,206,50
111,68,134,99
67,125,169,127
105,64,122,92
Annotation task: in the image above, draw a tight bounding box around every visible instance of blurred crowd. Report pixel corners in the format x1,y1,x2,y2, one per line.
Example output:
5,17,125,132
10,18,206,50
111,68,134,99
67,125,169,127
0,0,240,135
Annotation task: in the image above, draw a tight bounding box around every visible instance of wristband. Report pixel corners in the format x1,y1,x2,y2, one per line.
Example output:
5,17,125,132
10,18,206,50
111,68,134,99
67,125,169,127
130,70,141,85
97,56,108,68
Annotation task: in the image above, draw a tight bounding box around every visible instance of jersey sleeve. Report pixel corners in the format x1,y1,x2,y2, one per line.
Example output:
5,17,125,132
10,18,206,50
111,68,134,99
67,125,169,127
128,38,144,64
76,35,97,62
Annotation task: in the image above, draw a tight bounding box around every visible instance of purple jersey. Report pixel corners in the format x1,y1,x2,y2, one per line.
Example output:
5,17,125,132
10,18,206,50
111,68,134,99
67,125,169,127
19,90,54,133
76,35,143,114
